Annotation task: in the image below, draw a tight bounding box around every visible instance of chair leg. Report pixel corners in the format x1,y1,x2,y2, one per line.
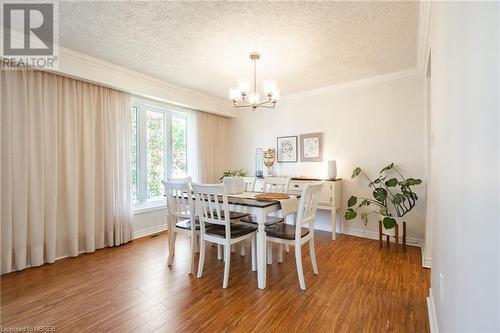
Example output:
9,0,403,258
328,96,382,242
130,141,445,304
167,229,176,266
240,242,246,256
278,244,283,263
309,239,318,275
223,243,231,288
194,234,200,253
295,244,306,290
267,242,273,265
217,244,222,260
197,238,206,278
285,244,290,253
188,234,195,275
251,236,256,272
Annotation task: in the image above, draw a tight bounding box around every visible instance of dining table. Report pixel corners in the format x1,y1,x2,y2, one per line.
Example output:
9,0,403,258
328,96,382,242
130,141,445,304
224,191,297,289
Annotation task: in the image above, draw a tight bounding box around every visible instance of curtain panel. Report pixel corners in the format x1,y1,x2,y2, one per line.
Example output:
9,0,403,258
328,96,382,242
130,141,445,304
187,109,228,183
0,69,133,274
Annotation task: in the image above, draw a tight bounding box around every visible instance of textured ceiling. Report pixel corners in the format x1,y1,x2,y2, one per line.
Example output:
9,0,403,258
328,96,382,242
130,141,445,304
58,1,419,99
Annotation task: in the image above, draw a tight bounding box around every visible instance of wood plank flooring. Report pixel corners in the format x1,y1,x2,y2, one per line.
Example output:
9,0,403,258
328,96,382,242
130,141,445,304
1,231,430,332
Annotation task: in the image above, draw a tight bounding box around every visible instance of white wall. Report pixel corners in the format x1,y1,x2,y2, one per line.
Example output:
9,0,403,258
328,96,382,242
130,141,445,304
429,2,500,331
227,74,427,241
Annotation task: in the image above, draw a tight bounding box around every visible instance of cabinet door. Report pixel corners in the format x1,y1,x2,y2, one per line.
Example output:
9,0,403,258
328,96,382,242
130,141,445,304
319,182,332,206
255,179,265,192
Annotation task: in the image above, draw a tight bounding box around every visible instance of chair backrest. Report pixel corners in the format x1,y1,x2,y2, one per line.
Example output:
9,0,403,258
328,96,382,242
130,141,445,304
192,183,231,237
296,182,324,235
167,176,192,184
264,176,290,193
162,179,195,224
242,176,256,192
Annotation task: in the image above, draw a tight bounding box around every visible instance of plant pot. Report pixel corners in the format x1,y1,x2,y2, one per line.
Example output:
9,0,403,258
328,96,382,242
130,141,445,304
222,177,245,194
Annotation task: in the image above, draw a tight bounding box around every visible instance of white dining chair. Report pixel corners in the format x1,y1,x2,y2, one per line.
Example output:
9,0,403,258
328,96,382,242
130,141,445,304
162,178,198,274
265,182,323,290
263,176,290,193
241,176,292,263
193,183,257,289
242,176,256,192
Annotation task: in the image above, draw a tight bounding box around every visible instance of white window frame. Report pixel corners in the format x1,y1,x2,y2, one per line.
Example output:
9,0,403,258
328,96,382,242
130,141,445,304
131,96,188,210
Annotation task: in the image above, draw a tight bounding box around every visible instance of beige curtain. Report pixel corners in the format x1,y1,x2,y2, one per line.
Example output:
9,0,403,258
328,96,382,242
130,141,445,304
0,69,133,274
187,109,228,183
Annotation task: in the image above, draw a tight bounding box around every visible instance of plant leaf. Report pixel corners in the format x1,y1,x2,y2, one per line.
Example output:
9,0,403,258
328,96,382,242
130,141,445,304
382,217,397,229
373,188,387,203
348,196,357,207
351,167,362,179
345,208,357,220
361,213,368,225
380,163,394,174
385,178,398,187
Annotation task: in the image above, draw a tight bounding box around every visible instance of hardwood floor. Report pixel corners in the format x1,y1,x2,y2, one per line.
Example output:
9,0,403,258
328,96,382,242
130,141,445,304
1,231,430,332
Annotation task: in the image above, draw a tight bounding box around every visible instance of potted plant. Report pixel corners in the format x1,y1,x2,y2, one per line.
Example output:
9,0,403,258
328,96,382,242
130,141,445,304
219,169,248,194
345,163,422,233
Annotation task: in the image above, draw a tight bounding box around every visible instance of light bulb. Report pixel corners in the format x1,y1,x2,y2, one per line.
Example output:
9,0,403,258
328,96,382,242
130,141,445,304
263,80,277,96
238,80,250,95
248,92,260,105
229,88,240,102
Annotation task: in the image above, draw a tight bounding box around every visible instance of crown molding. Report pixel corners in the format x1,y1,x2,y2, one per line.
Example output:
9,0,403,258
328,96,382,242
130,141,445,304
283,68,422,100
55,46,234,117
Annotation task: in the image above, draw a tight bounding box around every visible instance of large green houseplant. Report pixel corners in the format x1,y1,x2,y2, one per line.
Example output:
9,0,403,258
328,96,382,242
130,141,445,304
345,163,422,229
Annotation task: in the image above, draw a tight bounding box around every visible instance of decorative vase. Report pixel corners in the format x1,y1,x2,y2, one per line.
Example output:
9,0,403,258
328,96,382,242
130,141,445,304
255,148,263,177
327,160,337,179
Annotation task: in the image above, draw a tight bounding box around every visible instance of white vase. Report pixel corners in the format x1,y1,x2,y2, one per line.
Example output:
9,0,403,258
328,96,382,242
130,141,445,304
223,177,244,194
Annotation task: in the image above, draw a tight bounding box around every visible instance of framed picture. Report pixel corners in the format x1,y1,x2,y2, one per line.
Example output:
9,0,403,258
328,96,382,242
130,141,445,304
300,132,323,162
277,136,298,163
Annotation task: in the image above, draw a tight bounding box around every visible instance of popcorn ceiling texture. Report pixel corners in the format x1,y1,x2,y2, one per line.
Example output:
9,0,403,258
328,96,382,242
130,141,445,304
59,1,419,99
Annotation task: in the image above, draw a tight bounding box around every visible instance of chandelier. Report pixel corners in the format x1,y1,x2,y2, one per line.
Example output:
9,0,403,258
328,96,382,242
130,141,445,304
229,52,280,110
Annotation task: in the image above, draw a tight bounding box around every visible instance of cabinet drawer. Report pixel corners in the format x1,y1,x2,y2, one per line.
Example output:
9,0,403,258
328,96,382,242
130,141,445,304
289,181,307,192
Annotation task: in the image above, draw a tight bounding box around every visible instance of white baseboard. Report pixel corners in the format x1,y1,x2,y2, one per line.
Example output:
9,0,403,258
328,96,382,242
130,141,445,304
427,288,439,333
133,224,168,239
421,242,432,269
342,226,423,247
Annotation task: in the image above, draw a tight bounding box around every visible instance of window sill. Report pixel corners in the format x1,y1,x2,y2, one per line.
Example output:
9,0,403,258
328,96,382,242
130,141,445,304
133,202,168,215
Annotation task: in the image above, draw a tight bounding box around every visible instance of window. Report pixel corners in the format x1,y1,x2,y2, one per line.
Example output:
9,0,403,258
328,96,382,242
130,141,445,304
131,97,188,207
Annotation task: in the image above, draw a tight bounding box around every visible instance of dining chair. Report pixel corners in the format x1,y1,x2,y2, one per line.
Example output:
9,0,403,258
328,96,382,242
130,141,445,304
242,176,256,192
162,178,198,274
192,183,256,289
263,176,290,193
241,176,293,263
265,182,323,290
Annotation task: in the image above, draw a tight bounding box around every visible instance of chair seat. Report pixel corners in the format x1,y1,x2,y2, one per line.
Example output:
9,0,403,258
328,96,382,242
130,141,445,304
265,223,310,240
175,218,200,230
205,223,257,238
240,215,284,226
214,211,249,220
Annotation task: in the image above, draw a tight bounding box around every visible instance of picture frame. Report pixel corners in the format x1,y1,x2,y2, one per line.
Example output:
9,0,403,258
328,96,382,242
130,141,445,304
300,132,323,162
276,136,298,163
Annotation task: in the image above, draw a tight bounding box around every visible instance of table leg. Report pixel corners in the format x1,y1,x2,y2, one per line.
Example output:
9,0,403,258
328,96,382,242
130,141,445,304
256,209,267,289
331,209,336,240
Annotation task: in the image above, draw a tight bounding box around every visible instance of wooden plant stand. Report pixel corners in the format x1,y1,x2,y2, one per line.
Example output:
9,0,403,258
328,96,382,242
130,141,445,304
378,220,406,250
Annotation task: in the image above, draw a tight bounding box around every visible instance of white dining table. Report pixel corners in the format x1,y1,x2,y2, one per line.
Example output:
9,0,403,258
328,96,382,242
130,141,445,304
225,191,287,289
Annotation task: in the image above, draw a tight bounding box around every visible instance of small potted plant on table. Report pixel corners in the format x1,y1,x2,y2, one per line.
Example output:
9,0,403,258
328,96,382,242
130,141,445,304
345,163,422,248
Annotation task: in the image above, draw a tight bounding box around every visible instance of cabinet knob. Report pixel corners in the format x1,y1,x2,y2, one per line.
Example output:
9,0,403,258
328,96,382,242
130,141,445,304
294,184,299,188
